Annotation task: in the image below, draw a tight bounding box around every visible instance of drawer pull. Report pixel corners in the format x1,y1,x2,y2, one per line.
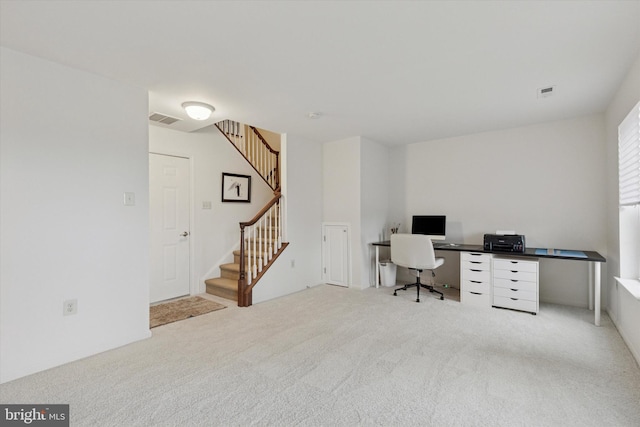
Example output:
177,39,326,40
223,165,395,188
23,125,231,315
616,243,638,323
470,261,482,264
510,288,518,291
510,261,518,264
470,269,482,272
470,253,482,256
511,270,518,273
470,292,482,295
510,279,519,282
470,280,482,283
510,298,519,301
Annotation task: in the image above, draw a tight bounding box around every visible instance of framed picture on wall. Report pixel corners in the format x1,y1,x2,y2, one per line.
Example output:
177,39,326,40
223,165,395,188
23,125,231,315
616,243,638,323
222,172,251,203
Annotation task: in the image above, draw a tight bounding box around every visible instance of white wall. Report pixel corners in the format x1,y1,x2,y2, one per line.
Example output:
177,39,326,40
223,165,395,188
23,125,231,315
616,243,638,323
388,145,408,233
401,115,608,307
323,137,362,286
253,134,324,303
321,136,391,288
604,53,640,364
360,138,390,286
148,125,273,292
0,48,150,383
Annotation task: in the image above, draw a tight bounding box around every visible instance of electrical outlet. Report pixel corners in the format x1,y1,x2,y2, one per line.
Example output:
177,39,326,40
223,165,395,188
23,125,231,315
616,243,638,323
63,299,77,316
123,192,135,206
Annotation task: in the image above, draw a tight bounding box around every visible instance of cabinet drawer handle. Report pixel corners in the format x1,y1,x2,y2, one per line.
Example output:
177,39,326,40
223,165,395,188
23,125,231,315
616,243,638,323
510,279,519,282
470,261,482,264
510,288,518,291
470,253,482,256
470,280,482,283
470,292,482,295
471,269,482,272
510,298,519,301
510,270,518,273
510,261,518,264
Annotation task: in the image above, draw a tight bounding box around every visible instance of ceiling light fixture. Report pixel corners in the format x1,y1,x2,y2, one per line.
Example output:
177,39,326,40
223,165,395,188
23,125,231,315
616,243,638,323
182,101,215,120
307,112,322,119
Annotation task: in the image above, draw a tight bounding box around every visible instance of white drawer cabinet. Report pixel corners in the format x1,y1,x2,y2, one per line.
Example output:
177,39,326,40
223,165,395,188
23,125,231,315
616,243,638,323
493,278,537,293
493,269,537,282
491,257,539,314
493,286,537,301
493,259,538,273
493,296,537,313
460,252,492,307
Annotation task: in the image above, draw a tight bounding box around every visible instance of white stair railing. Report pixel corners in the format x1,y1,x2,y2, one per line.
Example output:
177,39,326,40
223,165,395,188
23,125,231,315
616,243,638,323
238,192,283,307
217,119,279,191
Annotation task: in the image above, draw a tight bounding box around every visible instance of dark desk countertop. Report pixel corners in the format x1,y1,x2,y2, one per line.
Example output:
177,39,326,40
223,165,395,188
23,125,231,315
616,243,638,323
372,241,605,263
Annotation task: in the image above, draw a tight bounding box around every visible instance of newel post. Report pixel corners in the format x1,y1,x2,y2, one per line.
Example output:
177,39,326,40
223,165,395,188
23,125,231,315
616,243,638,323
238,224,248,307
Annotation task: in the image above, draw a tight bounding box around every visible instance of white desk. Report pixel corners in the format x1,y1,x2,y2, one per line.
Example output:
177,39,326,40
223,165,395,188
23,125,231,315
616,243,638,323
372,241,606,326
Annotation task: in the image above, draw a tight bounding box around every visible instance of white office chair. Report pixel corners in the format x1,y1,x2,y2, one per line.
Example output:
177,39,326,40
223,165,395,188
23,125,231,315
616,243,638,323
390,233,445,302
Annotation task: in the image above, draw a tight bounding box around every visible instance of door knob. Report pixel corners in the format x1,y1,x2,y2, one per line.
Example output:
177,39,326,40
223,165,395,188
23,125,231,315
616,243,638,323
180,232,189,237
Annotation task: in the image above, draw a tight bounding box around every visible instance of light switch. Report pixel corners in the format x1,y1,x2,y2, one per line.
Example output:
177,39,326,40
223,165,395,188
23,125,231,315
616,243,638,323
124,192,135,206
202,201,212,210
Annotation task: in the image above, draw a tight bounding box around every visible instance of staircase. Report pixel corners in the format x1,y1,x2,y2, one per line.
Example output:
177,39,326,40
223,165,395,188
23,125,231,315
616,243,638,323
204,250,249,301
205,217,282,301
205,120,288,307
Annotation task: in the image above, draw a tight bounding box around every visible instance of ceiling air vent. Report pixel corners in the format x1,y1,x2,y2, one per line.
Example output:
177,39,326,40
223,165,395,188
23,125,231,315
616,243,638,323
149,112,182,125
537,86,556,98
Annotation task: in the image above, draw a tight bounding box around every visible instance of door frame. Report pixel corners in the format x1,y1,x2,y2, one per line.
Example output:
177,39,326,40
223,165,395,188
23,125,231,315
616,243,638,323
149,150,196,297
321,222,352,287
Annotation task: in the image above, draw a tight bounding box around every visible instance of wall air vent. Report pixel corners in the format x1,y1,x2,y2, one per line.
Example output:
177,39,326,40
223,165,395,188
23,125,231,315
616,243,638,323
149,112,182,125
537,86,556,98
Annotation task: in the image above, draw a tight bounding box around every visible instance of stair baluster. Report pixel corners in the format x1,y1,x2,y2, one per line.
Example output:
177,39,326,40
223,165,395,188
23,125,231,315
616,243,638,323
252,221,257,278
268,207,273,257
262,213,268,268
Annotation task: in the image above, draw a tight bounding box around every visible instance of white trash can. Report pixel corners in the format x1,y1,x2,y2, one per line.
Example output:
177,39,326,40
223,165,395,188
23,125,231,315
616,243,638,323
379,261,397,287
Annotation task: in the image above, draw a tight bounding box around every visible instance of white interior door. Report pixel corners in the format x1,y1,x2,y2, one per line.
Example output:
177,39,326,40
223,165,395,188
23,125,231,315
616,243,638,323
149,153,191,303
322,223,350,287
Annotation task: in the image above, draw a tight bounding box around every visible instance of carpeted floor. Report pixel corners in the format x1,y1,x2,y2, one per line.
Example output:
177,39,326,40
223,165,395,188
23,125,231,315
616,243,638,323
2,284,639,426
150,296,226,328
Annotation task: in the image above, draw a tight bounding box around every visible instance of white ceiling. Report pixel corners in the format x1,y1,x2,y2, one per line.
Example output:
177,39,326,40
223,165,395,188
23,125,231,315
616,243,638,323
1,0,639,145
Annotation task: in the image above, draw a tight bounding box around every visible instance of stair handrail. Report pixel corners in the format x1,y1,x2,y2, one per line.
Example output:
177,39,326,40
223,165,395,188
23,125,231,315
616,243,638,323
237,190,282,307
216,120,280,191
249,125,279,190
249,126,279,155
239,188,281,229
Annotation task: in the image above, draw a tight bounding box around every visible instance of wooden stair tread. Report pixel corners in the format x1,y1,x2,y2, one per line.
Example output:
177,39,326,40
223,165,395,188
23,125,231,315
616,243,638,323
220,263,242,280
205,277,238,301
205,277,236,289
220,263,241,272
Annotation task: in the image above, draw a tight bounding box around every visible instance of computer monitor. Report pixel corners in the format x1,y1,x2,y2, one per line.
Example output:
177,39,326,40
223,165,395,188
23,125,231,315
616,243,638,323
411,215,446,240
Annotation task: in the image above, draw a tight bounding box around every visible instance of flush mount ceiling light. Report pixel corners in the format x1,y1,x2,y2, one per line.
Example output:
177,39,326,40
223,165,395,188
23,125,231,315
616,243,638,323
182,101,215,120
306,112,322,119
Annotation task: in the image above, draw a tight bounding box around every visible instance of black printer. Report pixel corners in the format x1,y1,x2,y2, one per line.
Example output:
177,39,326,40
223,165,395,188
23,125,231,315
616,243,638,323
483,234,525,253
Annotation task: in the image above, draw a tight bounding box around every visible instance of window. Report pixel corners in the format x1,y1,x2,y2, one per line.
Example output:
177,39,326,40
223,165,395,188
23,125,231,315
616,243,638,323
619,101,640,206
619,101,640,280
